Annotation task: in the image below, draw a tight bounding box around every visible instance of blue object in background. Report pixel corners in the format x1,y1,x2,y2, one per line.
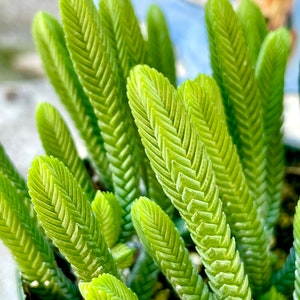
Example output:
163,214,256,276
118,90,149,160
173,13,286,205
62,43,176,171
131,0,300,93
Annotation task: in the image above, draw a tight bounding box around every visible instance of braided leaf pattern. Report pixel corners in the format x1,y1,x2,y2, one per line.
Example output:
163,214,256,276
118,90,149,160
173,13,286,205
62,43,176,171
256,29,290,234
0,144,36,221
206,0,267,219
273,247,295,296
128,249,160,300
32,12,112,189
294,200,300,299
179,74,271,293
60,0,141,238
99,0,172,214
127,65,251,299
36,102,95,200
132,197,210,300
91,191,121,248
147,4,176,86
28,155,118,282
79,273,138,300
236,0,268,66
0,173,79,299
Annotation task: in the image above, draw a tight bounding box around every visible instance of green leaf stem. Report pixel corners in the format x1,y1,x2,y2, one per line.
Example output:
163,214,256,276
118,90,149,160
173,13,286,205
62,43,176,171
206,0,267,219
256,28,290,234
179,74,271,293
147,4,176,86
237,0,268,66
32,12,112,189
60,0,141,238
28,155,119,282
0,173,79,299
128,249,160,300
132,197,210,300
36,102,95,200
127,65,251,299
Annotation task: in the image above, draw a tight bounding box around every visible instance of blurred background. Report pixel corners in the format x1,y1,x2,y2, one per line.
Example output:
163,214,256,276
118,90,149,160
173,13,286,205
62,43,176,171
0,0,299,298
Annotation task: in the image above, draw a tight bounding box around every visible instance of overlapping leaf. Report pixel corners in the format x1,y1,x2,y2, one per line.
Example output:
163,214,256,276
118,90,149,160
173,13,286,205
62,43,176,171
0,173,79,299
179,74,271,293
132,197,210,299
32,12,112,189
99,0,172,214
128,250,159,300
256,28,290,234
0,144,36,221
28,155,119,282
91,191,121,248
36,102,95,200
59,0,141,238
273,247,295,296
206,0,267,219
147,4,176,86
127,65,251,299
79,273,138,300
237,0,268,66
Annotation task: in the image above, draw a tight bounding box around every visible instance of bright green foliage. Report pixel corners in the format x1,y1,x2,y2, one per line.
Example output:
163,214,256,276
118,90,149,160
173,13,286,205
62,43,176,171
294,201,300,299
36,102,95,200
32,12,112,190
110,243,135,269
179,74,271,292
237,0,268,66
79,273,138,300
0,173,79,299
127,65,251,299
206,0,267,219
28,155,119,282
256,28,290,234
0,0,296,298
132,197,210,300
0,144,36,222
92,191,121,248
59,0,142,239
147,4,176,86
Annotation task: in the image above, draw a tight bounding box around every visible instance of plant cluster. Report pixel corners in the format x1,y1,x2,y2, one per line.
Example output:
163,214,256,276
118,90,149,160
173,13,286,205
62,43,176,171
0,0,297,299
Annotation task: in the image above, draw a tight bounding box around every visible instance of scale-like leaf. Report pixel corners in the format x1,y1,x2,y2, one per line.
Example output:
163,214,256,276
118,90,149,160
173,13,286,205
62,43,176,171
0,144,36,221
128,249,159,300
28,155,119,282
206,0,267,219
147,4,176,86
132,197,210,300
32,12,112,189
179,74,271,292
294,200,300,299
99,0,147,82
36,102,95,200
127,65,251,299
256,29,290,234
0,173,79,299
60,0,141,238
111,243,135,269
273,247,295,296
236,0,268,66
92,191,121,248
79,273,138,300
99,0,172,214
